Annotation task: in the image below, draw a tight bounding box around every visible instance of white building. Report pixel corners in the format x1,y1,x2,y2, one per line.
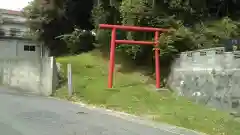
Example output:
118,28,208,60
0,9,48,59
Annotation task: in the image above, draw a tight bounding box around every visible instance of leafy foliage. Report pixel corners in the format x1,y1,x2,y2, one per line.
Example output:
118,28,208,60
23,0,94,55
57,28,95,54
23,0,240,72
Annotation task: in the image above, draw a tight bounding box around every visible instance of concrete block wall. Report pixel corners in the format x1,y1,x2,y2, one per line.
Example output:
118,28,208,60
168,47,240,113
0,57,58,96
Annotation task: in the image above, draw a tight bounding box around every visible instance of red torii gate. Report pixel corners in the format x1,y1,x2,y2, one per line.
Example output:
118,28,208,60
99,24,168,89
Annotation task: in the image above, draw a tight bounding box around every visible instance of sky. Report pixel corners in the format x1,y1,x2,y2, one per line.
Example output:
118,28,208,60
0,0,32,11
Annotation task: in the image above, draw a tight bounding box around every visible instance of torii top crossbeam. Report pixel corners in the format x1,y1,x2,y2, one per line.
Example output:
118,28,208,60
99,24,168,32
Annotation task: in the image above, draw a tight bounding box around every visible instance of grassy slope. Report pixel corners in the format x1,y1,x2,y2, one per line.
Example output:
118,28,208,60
55,50,240,135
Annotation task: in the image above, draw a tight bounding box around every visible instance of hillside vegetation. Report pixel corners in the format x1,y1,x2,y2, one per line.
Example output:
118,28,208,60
24,0,240,134
24,0,240,88
55,50,240,135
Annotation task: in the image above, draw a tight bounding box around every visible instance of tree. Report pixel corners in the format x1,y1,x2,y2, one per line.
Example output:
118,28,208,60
24,0,240,60
23,0,94,55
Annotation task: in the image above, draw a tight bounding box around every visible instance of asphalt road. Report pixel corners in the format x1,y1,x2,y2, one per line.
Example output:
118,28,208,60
0,87,203,135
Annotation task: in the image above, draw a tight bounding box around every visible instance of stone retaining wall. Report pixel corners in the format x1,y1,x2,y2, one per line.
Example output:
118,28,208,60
168,47,240,112
0,57,58,96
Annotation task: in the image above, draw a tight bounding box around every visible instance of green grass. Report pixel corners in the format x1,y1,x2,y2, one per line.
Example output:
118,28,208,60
55,50,240,135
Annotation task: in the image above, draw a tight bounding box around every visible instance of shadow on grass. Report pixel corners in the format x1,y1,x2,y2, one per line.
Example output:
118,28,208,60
93,47,173,87
117,82,146,88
